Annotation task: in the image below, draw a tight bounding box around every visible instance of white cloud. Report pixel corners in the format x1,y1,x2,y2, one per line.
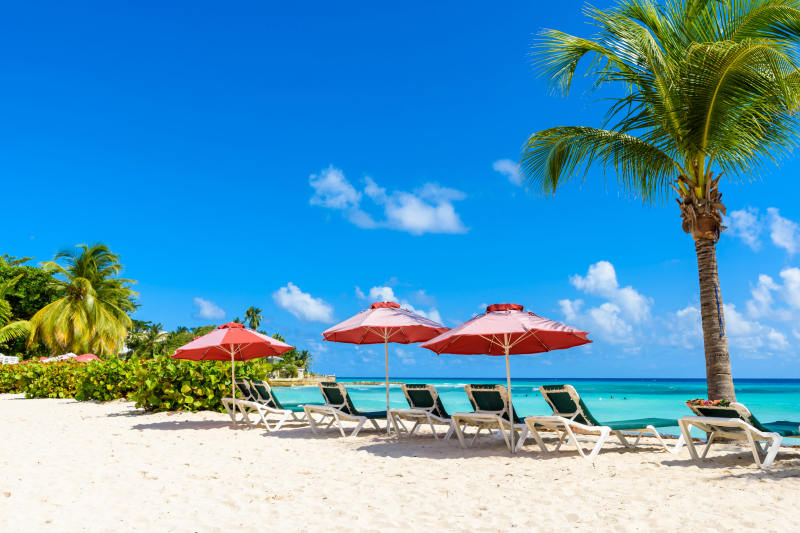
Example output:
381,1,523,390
660,305,702,349
780,267,800,309
309,166,468,235
354,286,366,300
767,207,800,255
192,297,226,320
358,284,443,325
309,166,362,211
746,274,781,319
395,347,416,365
570,261,652,323
724,303,790,352
272,282,335,323
493,159,520,185
726,207,762,250
559,298,633,345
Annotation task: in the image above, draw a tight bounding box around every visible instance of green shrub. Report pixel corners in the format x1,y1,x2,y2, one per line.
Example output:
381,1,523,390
16,360,87,399
75,358,136,402
128,355,272,413
0,363,25,393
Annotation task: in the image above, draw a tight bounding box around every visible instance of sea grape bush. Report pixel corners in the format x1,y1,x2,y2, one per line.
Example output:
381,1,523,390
15,360,87,399
128,356,272,413
1,356,272,412
75,358,136,402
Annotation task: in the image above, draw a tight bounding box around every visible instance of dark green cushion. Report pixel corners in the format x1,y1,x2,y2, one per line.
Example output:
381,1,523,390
598,417,678,431
762,421,800,437
469,385,523,424
360,411,387,419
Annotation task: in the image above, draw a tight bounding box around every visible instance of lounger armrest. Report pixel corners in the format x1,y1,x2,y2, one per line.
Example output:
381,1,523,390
680,415,777,439
525,415,601,433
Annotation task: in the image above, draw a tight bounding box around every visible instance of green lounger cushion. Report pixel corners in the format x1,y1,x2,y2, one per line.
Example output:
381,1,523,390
405,384,450,419
469,384,525,424
692,405,800,437
360,411,388,419
599,417,679,431
757,421,800,437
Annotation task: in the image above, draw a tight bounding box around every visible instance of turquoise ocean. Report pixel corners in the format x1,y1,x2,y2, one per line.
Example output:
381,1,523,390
274,378,800,443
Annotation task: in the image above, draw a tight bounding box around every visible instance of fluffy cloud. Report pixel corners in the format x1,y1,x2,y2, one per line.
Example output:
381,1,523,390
724,303,790,353
356,284,443,325
660,305,702,349
309,166,468,235
493,159,520,185
272,282,335,323
558,298,634,345
744,268,799,320
569,261,652,323
767,208,800,255
192,297,226,320
726,207,762,250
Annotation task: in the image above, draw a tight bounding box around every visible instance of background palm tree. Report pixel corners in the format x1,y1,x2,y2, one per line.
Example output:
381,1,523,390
245,306,262,331
521,0,800,400
135,322,167,358
28,243,139,357
296,349,314,372
0,274,31,345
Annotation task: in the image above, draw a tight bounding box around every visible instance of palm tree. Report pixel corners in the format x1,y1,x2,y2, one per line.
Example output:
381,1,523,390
0,274,31,345
296,349,314,372
175,326,189,334
135,323,167,358
28,243,138,357
245,306,263,331
521,0,800,401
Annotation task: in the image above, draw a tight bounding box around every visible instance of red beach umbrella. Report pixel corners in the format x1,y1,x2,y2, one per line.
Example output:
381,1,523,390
322,302,449,433
420,303,591,452
171,323,294,412
74,354,101,363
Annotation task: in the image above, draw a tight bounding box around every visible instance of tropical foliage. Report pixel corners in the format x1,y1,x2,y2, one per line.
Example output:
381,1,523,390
0,256,61,359
521,0,800,400
28,244,139,357
0,274,31,346
245,306,263,330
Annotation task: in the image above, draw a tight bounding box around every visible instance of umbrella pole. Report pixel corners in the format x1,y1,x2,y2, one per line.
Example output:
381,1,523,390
385,337,390,435
505,344,515,454
231,350,236,426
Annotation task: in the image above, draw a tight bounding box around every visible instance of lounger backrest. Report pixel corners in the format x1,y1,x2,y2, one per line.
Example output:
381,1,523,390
686,402,770,434
465,384,522,424
234,378,257,402
539,385,602,427
402,384,449,419
319,382,359,416
250,379,286,410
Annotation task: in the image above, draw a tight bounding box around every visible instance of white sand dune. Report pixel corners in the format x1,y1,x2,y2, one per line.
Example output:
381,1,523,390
2,394,800,532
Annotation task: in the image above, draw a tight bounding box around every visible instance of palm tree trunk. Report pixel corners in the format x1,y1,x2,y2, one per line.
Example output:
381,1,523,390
695,239,736,401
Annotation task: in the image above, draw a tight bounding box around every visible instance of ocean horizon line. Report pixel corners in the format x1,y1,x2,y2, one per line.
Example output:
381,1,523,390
335,377,800,383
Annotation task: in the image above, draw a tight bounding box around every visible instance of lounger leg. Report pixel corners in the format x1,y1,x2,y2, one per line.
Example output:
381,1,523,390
514,425,530,453
761,436,783,469
369,419,383,432
554,430,570,452
305,407,320,435
410,420,423,436
529,427,551,455
679,419,701,462
586,428,611,459
453,417,469,449
700,432,716,459
470,425,484,447
444,422,454,441
423,415,438,441
645,426,685,454
613,430,635,449
351,418,368,437
273,411,291,431
389,413,403,438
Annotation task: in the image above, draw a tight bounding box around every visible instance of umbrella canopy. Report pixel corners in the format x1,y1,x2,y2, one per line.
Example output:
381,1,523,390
420,303,591,453
172,323,294,420
74,354,101,363
421,303,591,355
172,322,293,361
322,302,449,433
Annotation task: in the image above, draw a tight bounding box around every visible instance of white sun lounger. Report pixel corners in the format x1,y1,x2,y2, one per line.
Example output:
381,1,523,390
303,382,388,437
237,379,321,431
524,384,685,458
389,383,455,440
221,378,258,425
450,384,530,452
679,401,800,469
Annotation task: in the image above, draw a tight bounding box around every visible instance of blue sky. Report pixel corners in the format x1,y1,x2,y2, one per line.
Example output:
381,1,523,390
4,1,800,378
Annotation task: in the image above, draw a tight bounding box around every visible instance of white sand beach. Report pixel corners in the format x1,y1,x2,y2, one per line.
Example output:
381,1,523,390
2,394,800,533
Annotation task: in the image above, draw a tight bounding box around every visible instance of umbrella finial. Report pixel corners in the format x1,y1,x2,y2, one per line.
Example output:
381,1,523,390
487,303,524,313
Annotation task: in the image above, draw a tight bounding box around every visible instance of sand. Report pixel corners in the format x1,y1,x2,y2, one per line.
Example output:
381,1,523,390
2,394,800,532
